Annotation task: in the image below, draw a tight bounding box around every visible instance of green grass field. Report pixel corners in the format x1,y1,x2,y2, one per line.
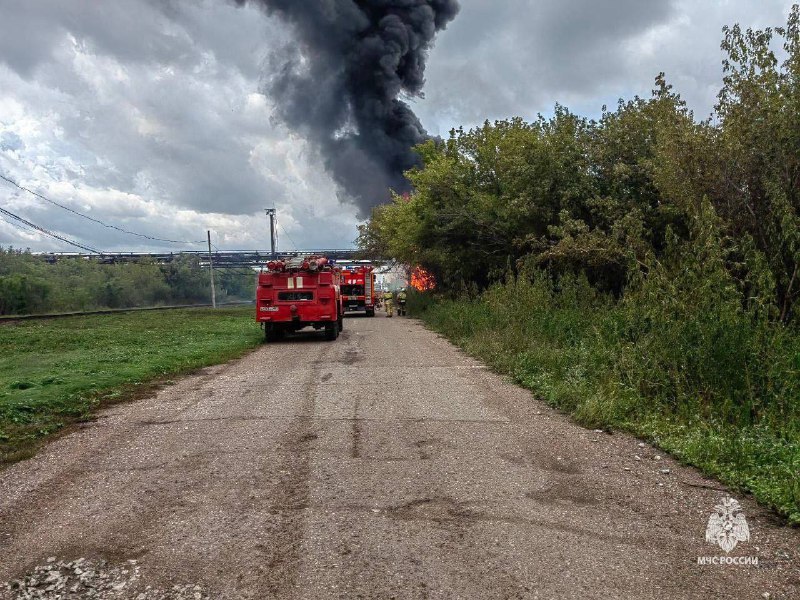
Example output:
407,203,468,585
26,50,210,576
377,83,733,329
0,307,262,464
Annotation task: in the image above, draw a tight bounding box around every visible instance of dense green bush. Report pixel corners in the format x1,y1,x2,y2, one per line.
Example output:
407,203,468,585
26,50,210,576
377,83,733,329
0,274,51,315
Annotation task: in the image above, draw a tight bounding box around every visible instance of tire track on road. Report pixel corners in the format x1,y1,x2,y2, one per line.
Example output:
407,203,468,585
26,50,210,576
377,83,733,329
256,340,329,598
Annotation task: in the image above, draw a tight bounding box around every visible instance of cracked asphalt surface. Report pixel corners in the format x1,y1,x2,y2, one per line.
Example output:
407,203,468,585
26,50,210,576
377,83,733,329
0,313,798,599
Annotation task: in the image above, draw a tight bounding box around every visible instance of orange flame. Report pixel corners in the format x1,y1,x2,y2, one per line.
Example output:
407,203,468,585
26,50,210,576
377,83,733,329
410,266,436,291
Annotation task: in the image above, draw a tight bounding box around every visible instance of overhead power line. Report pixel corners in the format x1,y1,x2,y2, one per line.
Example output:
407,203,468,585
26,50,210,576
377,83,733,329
278,221,298,251
0,205,102,253
0,173,205,245
0,214,38,238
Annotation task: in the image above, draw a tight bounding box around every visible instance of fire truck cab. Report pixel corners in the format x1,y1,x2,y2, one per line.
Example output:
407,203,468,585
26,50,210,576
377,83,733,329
340,263,376,317
256,256,344,342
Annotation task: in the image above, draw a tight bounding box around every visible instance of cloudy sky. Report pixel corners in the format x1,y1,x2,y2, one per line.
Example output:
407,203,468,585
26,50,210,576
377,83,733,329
0,0,793,253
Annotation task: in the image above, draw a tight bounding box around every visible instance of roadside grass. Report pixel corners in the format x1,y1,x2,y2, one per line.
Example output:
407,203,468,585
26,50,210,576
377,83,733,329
409,282,800,525
0,307,263,464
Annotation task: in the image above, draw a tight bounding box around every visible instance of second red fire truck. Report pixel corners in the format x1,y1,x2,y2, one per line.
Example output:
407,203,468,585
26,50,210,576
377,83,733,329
340,263,376,317
256,256,344,342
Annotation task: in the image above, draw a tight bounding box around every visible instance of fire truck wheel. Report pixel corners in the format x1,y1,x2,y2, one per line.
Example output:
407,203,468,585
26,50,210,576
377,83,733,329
366,308,375,317
338,313,344,332
325,322,338,341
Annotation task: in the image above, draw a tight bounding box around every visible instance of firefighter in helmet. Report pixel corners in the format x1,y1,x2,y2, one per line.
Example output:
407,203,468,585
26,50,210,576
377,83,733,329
383,288,394,317
396,287,408,316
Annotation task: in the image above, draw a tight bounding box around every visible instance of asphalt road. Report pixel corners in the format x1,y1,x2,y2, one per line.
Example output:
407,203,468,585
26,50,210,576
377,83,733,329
0,312,797,599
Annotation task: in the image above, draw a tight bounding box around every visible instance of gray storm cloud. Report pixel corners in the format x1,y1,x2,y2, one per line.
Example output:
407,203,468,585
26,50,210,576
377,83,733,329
236,0,460,216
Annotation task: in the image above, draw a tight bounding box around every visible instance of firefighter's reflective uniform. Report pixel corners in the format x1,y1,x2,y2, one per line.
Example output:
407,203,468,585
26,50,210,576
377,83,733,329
383,291,394,317
396,290,407,316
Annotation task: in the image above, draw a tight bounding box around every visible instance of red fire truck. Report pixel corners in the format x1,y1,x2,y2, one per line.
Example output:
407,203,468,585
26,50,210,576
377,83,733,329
256,256,344,342
340,263,376,317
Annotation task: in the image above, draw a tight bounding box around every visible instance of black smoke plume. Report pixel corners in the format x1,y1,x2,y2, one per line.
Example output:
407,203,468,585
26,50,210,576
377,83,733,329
236,0,460,216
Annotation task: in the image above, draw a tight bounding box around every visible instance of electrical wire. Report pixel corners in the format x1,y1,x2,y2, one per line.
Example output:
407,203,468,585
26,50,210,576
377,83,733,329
0,205,102,253
0,213,39,238
0,173,206,245
278,221,298,251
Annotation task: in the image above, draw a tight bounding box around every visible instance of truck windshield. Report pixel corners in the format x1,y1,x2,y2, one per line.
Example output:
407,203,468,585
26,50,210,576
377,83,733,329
277,292,313,301
341,285,365,296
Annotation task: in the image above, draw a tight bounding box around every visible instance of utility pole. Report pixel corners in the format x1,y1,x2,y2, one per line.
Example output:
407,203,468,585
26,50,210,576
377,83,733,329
265,208,276,259
207,230,216,309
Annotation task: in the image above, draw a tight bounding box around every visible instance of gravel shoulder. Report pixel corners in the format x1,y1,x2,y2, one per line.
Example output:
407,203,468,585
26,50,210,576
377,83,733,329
0,314,797,599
